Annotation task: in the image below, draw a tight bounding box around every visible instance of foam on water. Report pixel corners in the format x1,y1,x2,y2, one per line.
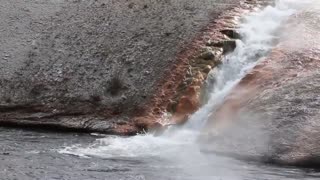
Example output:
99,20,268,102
59,0,312,163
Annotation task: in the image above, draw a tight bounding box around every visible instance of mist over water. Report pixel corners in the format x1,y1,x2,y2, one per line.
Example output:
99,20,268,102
59,1,319,179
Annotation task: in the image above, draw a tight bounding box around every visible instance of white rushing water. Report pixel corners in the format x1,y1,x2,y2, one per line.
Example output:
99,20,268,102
60,0,312,170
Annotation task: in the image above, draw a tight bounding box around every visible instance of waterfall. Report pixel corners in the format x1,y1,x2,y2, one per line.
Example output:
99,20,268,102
59,0,311,160
183,0,295,131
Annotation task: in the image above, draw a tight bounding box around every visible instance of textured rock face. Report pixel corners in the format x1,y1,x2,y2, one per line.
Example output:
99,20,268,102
202,5,320,167
0,0,245,134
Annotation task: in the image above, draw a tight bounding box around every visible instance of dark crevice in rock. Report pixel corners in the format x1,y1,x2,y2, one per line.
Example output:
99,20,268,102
222,40,237,54
0,104,42,113
205,39,237,54
220,29,241,39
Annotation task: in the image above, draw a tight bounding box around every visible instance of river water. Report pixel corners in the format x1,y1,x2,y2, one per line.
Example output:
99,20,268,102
1,0,320,179
1,127,320,180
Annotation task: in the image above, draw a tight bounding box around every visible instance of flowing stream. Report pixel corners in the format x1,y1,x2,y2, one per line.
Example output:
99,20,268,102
1,0,320,179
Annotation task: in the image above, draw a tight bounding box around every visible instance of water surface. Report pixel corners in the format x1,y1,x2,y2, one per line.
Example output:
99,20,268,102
1,127,320,180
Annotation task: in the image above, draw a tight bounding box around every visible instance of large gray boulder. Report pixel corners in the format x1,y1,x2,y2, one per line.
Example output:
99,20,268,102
0,0,240,133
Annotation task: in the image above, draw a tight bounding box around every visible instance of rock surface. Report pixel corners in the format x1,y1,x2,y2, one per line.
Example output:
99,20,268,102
0,0,252,134
201,4,320,167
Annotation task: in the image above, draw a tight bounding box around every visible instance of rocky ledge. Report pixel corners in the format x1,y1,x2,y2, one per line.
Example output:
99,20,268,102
0,0,266,135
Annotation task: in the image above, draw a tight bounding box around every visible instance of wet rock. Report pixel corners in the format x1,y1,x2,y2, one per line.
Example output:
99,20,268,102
175,96,195,115
170,85,201,125
206,39,237,55
199,47,215,60
206,68,219,85
166,99,178,113
134,116,164,133
220,29,241,39
203,65,212,73
222,40,237,54
193,71,205,85
206,40,224,47
175,86,200,114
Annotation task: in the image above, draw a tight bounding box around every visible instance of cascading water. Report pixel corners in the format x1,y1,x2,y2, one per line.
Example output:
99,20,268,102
59,1,315,179
184,3,295,130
